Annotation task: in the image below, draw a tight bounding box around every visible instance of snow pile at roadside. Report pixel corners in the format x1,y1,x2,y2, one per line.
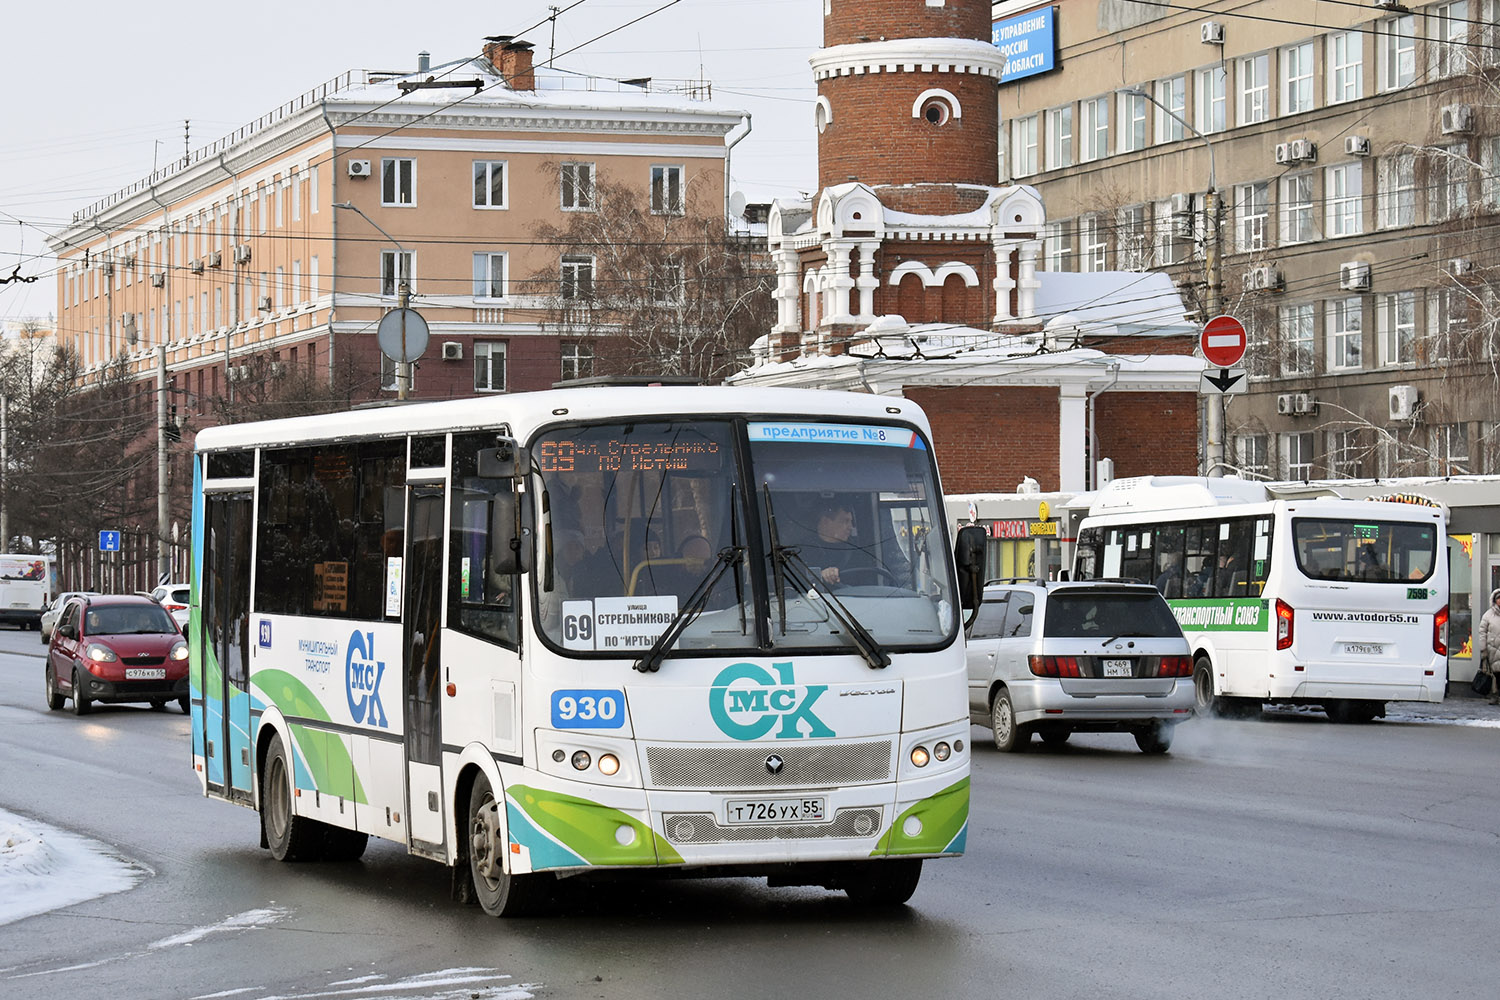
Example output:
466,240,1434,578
0,806,149,925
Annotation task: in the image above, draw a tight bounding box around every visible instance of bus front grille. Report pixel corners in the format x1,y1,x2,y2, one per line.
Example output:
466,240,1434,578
660,807,884,844
645,741,892,789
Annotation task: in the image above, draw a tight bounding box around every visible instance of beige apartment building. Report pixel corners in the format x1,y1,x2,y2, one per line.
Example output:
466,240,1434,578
47,39,746,407
995,0,1500,480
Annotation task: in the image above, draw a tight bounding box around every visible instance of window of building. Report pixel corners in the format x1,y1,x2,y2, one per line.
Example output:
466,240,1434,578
1325,163,1363,238
1012,115,1040,176
1377,153,1418,228
1378,290,1416,366
1046,105,1074,168
1426,287,1467,361
1328,429,1364,478
1279,172,1317,244
1284,432,1315,481
1080,96,1109,162
1117,205,1148,270
649,258,686,303
561,254,594,299
1117,91,1147,153
1327,296,1364,370
1237,433,1270,479
292,169,301,222
1432,423,1471,475
379,354,413,393
274,180,284,228
472,252,507,300
1429,145,1473,221
1280,41,1315,115
382,157,416,206
1080,214,1107,272
1154,76,1186,142
1194,66,1226,134
1238,53,1270,124
561,162,595,210
1430,2,1472,79
1281,303,1315,375
380,250,414,297
473,160,507,209
1153,200,1178,265
650,165,684,214
1326,31,1363,104
1043,220,1072,270
560,341,595,382
1379,15,1417,90
474,341,507,393
1235,182,1269,252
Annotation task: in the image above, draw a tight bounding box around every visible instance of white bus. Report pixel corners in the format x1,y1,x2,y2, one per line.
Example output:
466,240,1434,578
1072,477,1449,723
0,553,54,630
189,386,973,915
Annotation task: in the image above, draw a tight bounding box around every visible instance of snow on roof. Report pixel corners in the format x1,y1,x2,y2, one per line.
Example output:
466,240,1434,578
1034,271,1195,336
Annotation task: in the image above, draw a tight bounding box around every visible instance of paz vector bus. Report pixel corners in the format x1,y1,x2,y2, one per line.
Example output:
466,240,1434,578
189,386,979,915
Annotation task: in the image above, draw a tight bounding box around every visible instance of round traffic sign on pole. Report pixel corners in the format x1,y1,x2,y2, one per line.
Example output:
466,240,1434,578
1200,314,1247,368
377,307,430,364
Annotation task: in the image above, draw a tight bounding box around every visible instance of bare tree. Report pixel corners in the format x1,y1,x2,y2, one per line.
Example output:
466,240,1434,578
529,174,773,383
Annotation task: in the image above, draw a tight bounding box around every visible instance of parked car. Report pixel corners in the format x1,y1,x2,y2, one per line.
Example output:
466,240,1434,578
45,594,190,715
40,590,102,644
965,580,1194,754
148,583,191,630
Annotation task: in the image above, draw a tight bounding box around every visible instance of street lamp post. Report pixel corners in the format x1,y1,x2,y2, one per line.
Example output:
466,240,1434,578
1118,87,1225,477
333,201,412,400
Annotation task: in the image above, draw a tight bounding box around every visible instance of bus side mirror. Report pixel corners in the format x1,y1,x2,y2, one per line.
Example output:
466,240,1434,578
489,491,535,576
478,438,529,479
954,525,987,611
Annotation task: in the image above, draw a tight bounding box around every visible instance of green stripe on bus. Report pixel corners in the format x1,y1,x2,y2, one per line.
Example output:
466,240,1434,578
873,777,970,857
507,784,683,867
1168,598,1270,631
257,669,367,804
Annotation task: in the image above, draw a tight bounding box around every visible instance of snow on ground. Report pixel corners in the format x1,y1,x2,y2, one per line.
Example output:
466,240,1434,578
0,805,150,925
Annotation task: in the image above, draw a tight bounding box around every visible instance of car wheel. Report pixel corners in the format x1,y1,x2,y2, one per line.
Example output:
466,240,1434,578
39,628,49,646
71,667,92,716
262,732,319,862
467,774,544,917
1038,726,1071,745
179,695,191,715
990,689,1027,752
1192,657,1219,717
1134,721,1174,754
840,859,922,906
45,666,64,711
149,699,166,712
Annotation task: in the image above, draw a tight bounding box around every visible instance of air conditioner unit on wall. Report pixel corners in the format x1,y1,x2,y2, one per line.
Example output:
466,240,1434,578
1339,261,1371,291
1200,21,1225,45
1344,135,1371,156
1288,138,1317,163
1449,257,1475,275
257,295,273,311
149,272,166,288
233,243,252,265
1244,266,1284,292
1440,104,1473,135
441,341,464,361
205,250,223,268
1277,393,1295,415
1293,393,1318,415
1275,143,1294,165
189,258,205,274
1389,384,1419,421
347,159,372,178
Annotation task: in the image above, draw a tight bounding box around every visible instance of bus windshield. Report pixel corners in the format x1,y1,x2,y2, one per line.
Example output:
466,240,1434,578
532,418,956,657
1292,518,1438,583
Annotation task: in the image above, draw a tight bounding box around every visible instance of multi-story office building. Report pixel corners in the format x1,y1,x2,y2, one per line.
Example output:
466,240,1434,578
47,38,745,406
996,0,1500,480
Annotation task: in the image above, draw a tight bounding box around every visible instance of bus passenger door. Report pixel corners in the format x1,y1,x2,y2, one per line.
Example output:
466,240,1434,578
201,492,254,802
404,486,447,852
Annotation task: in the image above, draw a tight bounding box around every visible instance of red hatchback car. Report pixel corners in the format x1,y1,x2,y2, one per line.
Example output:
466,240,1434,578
45,595,189,715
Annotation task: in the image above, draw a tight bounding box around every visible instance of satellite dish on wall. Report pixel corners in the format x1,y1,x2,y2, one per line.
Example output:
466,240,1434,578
728,190,747,218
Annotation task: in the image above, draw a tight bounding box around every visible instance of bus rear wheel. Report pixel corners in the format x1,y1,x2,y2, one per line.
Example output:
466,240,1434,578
263,733,319,862
1326,699,1381,724
467,774,543,917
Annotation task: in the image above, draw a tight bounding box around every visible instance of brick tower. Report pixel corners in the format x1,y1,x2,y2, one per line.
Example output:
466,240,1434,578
768,0,1045,357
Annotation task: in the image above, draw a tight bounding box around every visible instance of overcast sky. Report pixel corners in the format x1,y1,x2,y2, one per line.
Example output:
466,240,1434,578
0,0,821,324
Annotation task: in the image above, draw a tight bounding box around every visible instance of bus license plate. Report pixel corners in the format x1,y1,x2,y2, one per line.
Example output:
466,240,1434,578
1344,642,1385,656
125,668,166,680
1102,659,1133,677
724,797,826,826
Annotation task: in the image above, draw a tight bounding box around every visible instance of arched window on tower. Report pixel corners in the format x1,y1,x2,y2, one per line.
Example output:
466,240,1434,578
941,273,969,326
912,89,961,127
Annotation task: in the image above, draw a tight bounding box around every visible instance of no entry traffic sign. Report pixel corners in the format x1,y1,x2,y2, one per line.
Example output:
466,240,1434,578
1200,315,1247,368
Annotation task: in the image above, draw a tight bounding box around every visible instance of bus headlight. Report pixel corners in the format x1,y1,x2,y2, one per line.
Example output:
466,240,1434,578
570,750,591,771
910,745,930,768
597,753,620,776
933,742,951,762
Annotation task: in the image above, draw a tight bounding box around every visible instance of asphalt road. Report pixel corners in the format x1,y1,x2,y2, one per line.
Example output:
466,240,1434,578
2,624,1497,1000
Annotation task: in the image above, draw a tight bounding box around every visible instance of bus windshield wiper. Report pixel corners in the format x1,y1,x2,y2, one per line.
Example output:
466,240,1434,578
632,546,745,674
772,544,892,671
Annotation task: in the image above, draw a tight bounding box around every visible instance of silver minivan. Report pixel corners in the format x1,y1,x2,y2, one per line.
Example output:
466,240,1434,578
965,581,1194,753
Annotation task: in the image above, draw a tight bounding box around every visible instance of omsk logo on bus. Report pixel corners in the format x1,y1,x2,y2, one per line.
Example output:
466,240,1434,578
709,662,834,740
345,630,389,728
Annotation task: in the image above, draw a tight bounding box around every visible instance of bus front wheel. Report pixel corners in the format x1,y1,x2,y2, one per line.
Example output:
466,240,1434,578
467,775,543,917
1192,658,1220,717
840,858,922,906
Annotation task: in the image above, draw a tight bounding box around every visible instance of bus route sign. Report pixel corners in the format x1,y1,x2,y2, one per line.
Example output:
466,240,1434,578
99,530,121,552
